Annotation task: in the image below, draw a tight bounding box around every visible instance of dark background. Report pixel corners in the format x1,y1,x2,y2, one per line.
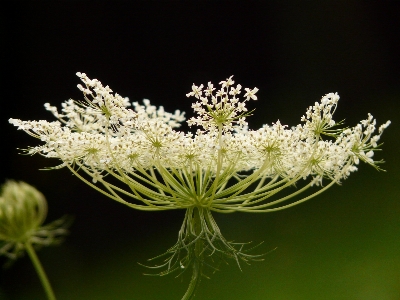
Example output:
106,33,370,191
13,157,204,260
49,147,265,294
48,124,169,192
1,1,400,299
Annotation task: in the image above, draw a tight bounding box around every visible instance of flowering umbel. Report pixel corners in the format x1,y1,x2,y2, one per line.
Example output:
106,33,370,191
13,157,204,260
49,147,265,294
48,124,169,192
9,73,390,299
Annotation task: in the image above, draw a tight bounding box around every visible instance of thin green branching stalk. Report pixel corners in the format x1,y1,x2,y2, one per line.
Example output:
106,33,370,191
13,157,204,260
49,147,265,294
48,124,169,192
181,207,204,300
25,242,57,300
182,258,202,300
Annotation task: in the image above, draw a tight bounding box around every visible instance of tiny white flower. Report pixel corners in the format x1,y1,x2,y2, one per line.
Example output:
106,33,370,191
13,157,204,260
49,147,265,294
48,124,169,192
244,87,259,100
219,75,235,88
204,82,215,96
186,84,204,99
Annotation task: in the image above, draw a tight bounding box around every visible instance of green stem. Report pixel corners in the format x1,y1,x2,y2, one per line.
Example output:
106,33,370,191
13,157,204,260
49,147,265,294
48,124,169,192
181,207,203,300
25,242,57,300
181,259,202,300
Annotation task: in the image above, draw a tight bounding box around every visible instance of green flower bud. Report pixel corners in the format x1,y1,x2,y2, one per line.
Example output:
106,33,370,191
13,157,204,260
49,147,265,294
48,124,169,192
0,180,69,260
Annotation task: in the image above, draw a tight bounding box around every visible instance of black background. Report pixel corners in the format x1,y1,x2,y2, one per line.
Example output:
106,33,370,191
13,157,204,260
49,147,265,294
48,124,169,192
1,2,400,300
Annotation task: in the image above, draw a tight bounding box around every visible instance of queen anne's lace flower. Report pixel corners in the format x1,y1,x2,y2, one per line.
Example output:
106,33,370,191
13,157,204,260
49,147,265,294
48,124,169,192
9,73,390,300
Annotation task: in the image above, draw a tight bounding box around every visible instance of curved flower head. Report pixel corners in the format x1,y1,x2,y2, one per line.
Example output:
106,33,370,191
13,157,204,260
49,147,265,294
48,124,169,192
8,73,390,300
8,73,391,212
300,92,344,139
186,75,258,133
0,181,69,261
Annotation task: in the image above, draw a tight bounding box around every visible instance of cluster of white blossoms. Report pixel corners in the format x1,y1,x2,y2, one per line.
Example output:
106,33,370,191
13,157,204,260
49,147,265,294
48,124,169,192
9,73,390,299
9,73,390,212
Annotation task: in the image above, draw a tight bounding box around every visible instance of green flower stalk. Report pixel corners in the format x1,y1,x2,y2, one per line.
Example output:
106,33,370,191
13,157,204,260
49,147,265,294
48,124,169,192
0,180,69,300
9,73,390,299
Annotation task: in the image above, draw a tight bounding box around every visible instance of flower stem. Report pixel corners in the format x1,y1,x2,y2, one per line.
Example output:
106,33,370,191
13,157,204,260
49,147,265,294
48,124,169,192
25,242,57,300
181,208,203,300
181,258,202,300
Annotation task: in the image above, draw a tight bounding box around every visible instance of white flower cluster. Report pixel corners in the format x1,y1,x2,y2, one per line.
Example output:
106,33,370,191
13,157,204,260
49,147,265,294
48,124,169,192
9,73,390,213
186,75,258,133
9,73,391,296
